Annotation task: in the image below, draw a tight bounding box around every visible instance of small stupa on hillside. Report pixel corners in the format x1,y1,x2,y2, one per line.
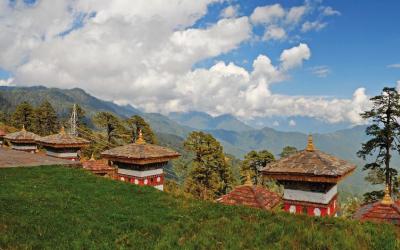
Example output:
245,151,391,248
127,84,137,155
217,173,282,210
353,185,400,225
261,135,356,217
36,126,89,160
4,125,40,153
101,130,180,191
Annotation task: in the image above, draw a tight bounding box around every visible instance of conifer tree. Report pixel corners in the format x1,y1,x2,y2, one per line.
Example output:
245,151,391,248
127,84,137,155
240,150,275,185
93,112,123,146
183,131,234,200
357,87,400,201
279,146,298,158
125,115,157,144
34,100,59,135
11,101,35,130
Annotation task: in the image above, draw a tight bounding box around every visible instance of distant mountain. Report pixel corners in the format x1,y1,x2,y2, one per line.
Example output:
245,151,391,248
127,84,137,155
169,111,253,132
1,85,396,196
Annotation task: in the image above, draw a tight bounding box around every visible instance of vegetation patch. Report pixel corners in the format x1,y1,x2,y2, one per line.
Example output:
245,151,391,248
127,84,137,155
0,166,399,249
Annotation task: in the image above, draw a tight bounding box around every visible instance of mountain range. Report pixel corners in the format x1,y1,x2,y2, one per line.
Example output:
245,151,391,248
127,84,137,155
1,85,395,195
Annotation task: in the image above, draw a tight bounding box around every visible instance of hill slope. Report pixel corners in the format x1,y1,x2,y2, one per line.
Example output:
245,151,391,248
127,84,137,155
0,166,398,249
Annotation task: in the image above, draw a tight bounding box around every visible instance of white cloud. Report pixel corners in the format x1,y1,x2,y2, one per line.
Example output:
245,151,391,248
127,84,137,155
289,119,296,126
263,25,286,41
301,21,327,32
0,78,15,86
280,43,311,70
272,121,280,126
250,4,285,24
321,6,341,16
220,5,239,18
309,66,330,78
388,64,400,69
0,1,365,125
286,6,307,24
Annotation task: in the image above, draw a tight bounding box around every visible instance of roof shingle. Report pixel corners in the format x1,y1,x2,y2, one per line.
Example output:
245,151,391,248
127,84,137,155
217,185,281,210
353,201,400,225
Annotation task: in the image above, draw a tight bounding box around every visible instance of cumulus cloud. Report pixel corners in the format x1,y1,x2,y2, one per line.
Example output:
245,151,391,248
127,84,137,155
250,4,285,24
301,21,327,32
286,6,307,24
0,1,366,125
263,25,286,41
220,5,239,18
0,78,15,86
289,119,296,126
280,43,311,70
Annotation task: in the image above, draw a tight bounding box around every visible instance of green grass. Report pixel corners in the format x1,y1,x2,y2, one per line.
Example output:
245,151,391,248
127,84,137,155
0,166,399,249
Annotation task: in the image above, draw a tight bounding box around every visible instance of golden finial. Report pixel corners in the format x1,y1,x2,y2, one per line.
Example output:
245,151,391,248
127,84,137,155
21,124,26,132
381,184,394,205
306,134,315,151
90,153,95,161
244,171,253,186
135,129,146,144
60,126,66,135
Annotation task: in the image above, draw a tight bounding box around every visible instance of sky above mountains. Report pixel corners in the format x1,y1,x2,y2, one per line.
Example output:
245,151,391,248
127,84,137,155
0,0,399,130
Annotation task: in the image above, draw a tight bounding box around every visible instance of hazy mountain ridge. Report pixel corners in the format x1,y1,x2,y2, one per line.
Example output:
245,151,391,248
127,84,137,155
1,85,393,195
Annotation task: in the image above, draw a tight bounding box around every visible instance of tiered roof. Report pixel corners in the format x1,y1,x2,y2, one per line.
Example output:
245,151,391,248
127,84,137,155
4,126,40,143
37,127,89,148
101,131,180,165
82,156,115,171
354,186,400,225
261,135,356,183
217,185,281,210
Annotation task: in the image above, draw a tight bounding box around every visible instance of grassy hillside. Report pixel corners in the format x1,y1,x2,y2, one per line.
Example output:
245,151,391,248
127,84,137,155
0,166,399,249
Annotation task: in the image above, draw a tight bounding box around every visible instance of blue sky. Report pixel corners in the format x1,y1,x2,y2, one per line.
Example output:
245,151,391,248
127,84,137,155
1,0,399,132
194,0,400,98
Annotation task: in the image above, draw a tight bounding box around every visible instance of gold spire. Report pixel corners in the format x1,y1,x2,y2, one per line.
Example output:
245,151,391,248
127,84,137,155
244,171,253,186
381,184,394,205
21,124,26,132
306,134,315,151
60,126,66,135
89,153,95,161
135,129,146,144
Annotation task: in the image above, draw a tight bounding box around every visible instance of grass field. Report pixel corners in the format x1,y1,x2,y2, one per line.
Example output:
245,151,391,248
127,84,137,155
0,166,399,249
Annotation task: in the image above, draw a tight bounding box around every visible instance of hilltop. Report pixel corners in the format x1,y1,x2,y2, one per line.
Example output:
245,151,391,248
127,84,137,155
0,166,398,249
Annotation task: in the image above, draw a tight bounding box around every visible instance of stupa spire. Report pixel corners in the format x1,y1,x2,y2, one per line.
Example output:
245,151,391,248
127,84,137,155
381,184,394,205
306,134,315,151
135,129,146,144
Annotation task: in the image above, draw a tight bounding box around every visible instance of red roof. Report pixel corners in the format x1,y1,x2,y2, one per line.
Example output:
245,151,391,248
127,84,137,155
0,129,5,137
353,201,400,225
82,159,115,171
217,185,281,210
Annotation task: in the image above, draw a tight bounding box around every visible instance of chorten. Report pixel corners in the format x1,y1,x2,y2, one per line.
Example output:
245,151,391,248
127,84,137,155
4,125,40,153
261,135,356,217
101,130,180,191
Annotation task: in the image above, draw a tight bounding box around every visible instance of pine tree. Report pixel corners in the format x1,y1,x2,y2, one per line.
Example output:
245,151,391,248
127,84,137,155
11,101,35,130
34,100,59,136
279,146,298,158
93,112,123,146
357,87,400,201
125,115,157,144
183,131,234,200
239,150,275,185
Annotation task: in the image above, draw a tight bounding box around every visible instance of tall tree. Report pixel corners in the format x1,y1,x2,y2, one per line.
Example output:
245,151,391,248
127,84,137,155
279,146,298,158
34,100,59,136
240,150,275,185
11,101,35,130
125,115,157,144
93,112,122,146
183,131,234,200
357,87,400,200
